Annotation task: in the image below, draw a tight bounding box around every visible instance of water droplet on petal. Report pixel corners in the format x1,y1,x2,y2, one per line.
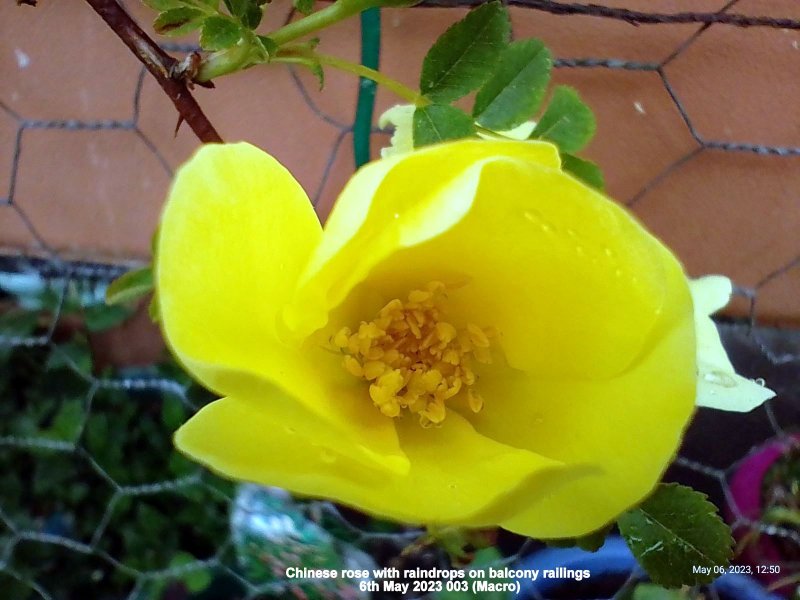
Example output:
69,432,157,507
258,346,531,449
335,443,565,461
523,209,541,222
703,371,738,388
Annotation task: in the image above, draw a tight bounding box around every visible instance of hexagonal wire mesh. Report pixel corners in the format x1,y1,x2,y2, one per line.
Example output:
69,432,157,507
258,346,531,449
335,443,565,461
1,0,800,598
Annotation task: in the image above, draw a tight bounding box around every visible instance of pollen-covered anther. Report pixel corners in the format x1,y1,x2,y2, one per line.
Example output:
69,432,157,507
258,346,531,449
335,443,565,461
332,281,493,426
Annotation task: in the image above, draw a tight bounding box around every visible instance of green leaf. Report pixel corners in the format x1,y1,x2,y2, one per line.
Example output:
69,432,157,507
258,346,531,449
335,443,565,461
633,584,688,600
420,1,510,103
530,86,596,153
561,153,605,191
45,399,84,443
309,62,325,89
153,8,205,36
46,338,92,376
105,267,153,306
169,552,212,593
617,483,733,588
148,293,161,323
0,309,38,338
142,0,184,10
424,526,476,562
576,523,611,551
289,56,324,89
161,395,187,431
223,0,262,28
241,4,262,28
83,304,133,332
473,39,552,130
257,35,278,58
294,0,314,15
200,16,243,50
544,523,611,552
413,104,476,148
763,506,800,528
434,548,511,600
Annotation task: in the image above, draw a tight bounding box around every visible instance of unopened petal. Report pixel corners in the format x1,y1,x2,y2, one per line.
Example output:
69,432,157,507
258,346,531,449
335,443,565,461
690,275,776,412
378,104,415,158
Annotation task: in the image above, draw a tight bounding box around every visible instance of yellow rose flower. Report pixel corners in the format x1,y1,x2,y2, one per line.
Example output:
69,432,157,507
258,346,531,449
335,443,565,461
156,139,697,539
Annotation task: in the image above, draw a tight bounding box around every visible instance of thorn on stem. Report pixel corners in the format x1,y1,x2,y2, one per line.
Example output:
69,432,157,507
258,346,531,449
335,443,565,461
174,115,186,138
170,53,215,89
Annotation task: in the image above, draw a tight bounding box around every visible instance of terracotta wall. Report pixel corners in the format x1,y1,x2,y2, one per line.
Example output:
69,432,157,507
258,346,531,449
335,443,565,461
2,0,799,327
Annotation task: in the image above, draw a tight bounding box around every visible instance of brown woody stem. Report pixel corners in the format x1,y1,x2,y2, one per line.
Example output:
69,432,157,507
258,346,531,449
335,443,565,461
85,0,223,143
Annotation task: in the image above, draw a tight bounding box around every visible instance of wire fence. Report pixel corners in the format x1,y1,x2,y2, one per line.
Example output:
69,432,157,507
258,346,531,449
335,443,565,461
1,0,800,598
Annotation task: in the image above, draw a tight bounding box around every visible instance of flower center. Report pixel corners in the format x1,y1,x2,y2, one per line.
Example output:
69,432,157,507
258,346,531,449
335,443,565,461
332,281,493,427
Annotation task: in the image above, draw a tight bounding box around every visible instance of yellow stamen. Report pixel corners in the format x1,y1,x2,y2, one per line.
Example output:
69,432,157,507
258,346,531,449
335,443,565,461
332,281,493,426
343,355,363,377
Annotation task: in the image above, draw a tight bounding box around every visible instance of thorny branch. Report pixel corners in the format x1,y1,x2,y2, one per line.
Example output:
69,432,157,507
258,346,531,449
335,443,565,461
420,0,800,31
83,0,223,143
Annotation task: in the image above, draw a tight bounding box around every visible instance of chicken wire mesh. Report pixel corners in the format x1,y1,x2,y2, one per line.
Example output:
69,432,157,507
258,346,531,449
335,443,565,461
1,0,800,598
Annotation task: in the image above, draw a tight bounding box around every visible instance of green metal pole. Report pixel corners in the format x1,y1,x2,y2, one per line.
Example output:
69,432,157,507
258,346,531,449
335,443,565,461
353,8,381,168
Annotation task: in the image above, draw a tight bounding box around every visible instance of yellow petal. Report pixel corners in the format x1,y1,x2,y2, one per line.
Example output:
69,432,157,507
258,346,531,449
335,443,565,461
286,140,561,338
338,152,675,379
157,142,320,390
472,255,695,538
176,393,585,526
156,142,404,473
690,275,776,412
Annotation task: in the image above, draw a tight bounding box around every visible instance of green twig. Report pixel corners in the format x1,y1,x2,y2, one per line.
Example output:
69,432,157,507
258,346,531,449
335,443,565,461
270,0,369,45
276,50,424,105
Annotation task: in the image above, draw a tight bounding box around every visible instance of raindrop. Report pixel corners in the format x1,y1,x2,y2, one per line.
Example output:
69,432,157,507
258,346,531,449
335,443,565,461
703,371,738,388
523,209,542,223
